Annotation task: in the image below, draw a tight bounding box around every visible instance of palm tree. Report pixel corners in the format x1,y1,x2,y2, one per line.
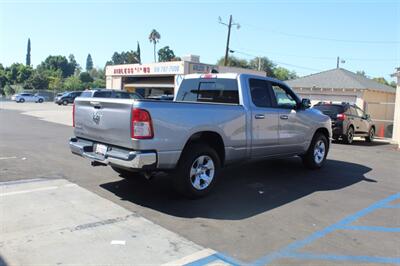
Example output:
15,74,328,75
148,29,161,62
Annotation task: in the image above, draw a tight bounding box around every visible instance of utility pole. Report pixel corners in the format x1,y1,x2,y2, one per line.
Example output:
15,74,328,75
337,56,346,68
219,15,240,66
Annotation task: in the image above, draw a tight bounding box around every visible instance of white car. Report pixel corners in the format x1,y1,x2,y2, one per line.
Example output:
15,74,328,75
14,93,45,103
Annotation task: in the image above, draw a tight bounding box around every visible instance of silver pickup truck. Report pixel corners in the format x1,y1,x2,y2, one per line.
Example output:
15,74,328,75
70,73,332,198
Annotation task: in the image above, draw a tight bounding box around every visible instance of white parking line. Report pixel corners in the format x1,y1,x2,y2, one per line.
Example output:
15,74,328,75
162,248,217,266
0,156,17,160
0,183,77,197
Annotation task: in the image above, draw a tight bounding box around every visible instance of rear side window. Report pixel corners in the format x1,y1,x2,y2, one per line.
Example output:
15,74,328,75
176,78,239,104
249,79,273,108
93,91,112,98
113,91,130,98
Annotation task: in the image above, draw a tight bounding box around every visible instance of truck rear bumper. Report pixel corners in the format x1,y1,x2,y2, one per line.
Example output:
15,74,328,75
69,137,157,169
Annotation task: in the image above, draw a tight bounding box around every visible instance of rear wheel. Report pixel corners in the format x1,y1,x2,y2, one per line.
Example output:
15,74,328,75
111,166,143,179
173,143,220,199
365,127,375,142
62,100,68,105
343,126,354,144
302,133,328,169
19,98,25,103
38,98,43,103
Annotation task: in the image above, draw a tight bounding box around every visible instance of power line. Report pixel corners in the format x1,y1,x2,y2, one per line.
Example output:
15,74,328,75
243,23,400,44
233,47,399,62
231,50,323,72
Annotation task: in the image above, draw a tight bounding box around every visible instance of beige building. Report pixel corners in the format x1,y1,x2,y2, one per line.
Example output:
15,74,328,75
286,68,396,138
105,55,265,97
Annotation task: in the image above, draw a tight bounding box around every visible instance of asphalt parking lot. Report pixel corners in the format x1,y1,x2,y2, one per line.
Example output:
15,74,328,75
1,102,399,265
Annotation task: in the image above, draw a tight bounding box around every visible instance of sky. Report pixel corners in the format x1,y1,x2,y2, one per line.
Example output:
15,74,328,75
0,0,399,81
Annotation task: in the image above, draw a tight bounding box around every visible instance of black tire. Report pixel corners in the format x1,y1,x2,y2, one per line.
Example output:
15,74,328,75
365,127,375,142
38,98,43,103
302,133,329,170
111,166,143,179
62,100,68,106
343,126,354,144
20,98,25,103
173,143,221,199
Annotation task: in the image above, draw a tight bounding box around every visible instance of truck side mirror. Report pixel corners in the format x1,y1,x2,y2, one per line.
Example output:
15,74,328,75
301,98,311,109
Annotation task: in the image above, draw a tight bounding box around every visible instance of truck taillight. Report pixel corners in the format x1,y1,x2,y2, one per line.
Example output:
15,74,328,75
72,103,75,127
337,113,346,121
131,108,153,139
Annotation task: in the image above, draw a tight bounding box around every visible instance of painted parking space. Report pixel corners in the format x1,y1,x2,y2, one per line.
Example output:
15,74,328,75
179,192,400,266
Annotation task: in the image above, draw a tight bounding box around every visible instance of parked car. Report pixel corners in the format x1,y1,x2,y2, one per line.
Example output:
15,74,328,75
70,73,332,198
14,93,45,103
55,91,82,105
313,102,375,144
79,89,142,99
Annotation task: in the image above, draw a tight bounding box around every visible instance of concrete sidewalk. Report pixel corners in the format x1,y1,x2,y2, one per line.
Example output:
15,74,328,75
0,178,210,265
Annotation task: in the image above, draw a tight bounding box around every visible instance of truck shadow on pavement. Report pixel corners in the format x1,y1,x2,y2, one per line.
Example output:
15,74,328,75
100,158,374,220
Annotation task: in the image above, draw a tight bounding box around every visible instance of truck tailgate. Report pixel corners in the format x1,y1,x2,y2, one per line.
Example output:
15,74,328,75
74,98,134,149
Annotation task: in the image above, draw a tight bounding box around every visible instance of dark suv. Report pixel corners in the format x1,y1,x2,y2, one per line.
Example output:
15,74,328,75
313,102,375,144
55,91,82,105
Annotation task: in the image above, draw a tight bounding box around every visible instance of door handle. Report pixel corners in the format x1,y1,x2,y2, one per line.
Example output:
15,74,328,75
280,115,289,120
255,114,265,119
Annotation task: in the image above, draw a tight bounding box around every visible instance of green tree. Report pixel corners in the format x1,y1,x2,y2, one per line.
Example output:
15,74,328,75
24,71,49,90
137,42,141,64
48,70,63,92
68,54,80,75
92,79,106,88
149,29,161,62
373,77,390,86
16,65,33,83
273,67,298,81
26,38,31,66
4,84,15,96
217,56,249,68
107,51,139,65
38,55,76,78
390,81,397,88
356,70,366,77
249,57,276,76
63,76,83,91
158,46,176,62
0,65,7,88
4,63,32,84
86,54,93,71
79,72,94,83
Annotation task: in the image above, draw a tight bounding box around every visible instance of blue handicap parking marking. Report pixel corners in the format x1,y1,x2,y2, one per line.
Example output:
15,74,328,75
253,192,400,265
185,192,400,266
184,252,243,266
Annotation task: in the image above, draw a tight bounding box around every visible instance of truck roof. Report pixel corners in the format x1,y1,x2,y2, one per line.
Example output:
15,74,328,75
183,73,285,85
184,73,239,79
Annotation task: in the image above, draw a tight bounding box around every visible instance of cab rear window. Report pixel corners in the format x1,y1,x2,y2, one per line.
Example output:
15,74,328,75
176,78,239,104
